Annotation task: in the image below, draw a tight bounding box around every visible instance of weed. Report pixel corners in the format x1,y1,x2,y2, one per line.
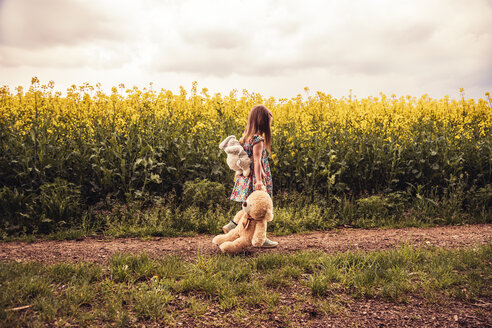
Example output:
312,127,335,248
132,285,174,320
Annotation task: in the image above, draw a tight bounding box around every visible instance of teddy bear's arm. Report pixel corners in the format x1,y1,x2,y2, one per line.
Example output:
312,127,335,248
237,155,252,176
226,145,243,155
251,221,267,247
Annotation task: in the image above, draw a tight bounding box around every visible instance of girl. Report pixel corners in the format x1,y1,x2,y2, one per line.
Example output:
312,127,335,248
222,105,278,248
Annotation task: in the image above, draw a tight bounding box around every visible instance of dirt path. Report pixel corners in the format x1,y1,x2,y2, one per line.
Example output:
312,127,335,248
1,224,490,264
1,224,491,327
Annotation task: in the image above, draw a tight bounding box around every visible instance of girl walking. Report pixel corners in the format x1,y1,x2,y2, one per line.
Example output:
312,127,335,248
222,105,278,248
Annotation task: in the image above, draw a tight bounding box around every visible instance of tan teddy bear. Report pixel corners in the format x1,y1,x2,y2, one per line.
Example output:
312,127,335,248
212,190,273,253
219,135,251,177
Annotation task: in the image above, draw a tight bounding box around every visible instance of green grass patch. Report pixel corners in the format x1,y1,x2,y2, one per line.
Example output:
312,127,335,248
0,244,490,326
1,186,490,242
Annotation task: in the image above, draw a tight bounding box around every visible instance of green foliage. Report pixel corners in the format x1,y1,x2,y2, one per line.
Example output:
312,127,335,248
467,184,492,213
0,186,31,233
35,178,83,232
182,178,227,209
0,178,83,235
356,195,390,219
1,187,489,240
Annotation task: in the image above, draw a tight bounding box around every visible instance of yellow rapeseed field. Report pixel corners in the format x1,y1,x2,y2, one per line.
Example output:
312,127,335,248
0,79,491,234
2,80,490,145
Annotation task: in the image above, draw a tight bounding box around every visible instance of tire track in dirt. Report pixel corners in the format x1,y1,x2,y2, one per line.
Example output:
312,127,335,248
0,224,490,264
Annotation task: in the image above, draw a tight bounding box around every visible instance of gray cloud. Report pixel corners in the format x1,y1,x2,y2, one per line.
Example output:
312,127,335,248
0,0,138,68
0,42,133,69
149,0,492,84
0,0,490,99
0,0,132,49
180,27,249,50
151,47,250,77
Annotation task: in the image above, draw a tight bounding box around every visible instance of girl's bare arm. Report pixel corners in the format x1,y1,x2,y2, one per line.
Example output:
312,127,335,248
253,141,264,189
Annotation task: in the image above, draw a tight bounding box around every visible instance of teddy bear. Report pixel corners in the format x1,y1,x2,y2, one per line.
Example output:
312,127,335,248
219,135,251,177
212,189,274,254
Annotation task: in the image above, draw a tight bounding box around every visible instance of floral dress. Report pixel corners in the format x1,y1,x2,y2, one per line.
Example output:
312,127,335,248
230,135,273,202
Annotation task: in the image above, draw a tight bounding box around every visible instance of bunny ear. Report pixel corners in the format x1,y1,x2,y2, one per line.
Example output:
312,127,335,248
219,136,230,149
219,136,235,149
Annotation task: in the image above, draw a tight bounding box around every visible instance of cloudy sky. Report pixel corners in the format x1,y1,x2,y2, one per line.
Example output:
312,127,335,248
0,0,491,99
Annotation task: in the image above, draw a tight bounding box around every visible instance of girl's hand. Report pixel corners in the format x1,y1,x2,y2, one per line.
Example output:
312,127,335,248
255,181,265,191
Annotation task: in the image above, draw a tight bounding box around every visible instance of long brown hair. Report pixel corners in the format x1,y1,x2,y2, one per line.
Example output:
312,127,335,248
239,105,272,153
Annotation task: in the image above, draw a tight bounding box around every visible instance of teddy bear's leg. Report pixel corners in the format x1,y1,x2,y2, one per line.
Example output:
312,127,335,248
236,158,251,177
212,229,240,246
251,221,267,247
219,236,251,253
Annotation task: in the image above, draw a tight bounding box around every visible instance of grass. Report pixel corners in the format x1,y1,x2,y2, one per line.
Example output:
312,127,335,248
0,244,490,327
2,191,490,243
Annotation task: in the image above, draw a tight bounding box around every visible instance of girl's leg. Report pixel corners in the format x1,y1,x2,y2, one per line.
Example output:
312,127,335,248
261,238,278,248
222,220,237,233
222,205,243,233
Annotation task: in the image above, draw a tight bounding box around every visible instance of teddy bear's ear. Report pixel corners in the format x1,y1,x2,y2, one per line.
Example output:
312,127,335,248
264,208,274,222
